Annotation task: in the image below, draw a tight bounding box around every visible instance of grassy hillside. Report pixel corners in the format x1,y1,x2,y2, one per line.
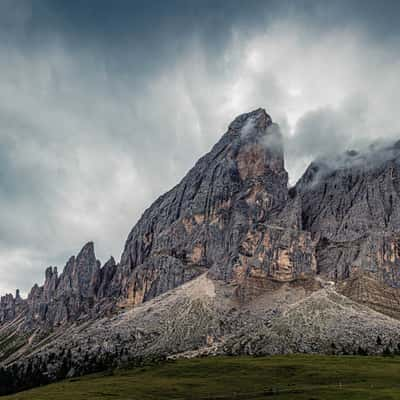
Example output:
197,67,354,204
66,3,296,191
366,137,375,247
3,355,400,399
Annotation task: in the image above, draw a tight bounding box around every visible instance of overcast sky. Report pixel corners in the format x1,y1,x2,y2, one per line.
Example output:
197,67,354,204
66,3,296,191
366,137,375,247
1,0,400,296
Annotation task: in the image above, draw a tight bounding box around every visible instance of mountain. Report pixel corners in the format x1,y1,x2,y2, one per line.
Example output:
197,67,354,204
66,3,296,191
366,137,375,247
296,143,400,316
2,108,400,394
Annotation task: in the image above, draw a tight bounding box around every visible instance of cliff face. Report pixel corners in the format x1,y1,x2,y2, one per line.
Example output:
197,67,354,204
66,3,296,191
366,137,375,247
296,144,400,288
0,290,25,324
0,243,117,331
25,242,103,328
113,108,315,305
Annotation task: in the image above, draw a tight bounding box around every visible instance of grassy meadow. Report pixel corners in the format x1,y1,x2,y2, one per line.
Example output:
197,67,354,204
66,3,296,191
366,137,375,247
3,355,400,399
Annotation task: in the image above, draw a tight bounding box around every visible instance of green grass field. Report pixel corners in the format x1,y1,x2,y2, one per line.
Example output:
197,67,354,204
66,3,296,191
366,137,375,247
3,355,400,399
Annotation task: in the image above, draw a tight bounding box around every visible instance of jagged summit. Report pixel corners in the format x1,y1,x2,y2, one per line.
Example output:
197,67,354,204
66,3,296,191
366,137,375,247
227,108,283,156
294,139,400,294
0,241,117,329
297,139,400,191
115,106,300,305
228,108,272,132
76,241,96,260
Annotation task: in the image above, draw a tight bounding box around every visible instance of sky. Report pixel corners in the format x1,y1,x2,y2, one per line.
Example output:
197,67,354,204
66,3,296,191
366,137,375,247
1,0,400,296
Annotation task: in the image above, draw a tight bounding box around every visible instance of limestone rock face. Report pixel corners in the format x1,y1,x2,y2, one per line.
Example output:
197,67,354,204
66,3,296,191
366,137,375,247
315,233,400,286
338,272,400,320
0,290,25,324
57,242,101,299
296,144,400,287
296,147,400,240
22,242,116,329
97,257,117,299
113,108,315,305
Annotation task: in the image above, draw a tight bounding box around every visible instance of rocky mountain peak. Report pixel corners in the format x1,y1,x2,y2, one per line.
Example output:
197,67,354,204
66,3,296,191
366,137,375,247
45,266,58,280
294,139,400,290
228,108,272,133
226,108,284,171
109,108,315,306
297,140,400,194
76,241,96,265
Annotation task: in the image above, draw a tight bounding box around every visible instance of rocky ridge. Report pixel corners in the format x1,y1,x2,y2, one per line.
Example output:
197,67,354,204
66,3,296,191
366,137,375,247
0,243,116,331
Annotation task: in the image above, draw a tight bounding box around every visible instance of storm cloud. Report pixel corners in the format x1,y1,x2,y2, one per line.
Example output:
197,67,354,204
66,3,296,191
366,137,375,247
1,0,400,295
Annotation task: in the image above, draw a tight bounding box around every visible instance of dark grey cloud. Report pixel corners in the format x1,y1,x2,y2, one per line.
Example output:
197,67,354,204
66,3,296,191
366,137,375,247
1,0,400,295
